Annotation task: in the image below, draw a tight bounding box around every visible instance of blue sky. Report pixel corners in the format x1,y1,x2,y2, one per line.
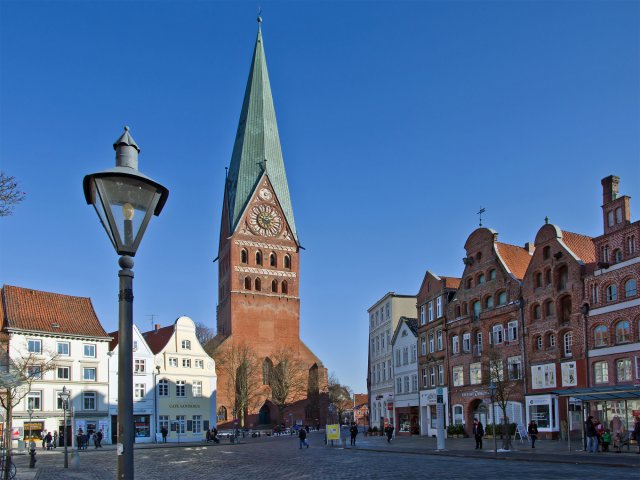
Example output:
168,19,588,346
0,1,638,394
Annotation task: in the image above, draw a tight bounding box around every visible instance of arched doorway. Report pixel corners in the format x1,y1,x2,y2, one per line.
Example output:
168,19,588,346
470,399,488,431
259,403,271,425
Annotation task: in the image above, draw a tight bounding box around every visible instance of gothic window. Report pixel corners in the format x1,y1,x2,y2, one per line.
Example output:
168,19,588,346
269,252,277,267
271,280,278,293
217,406,228,421
607,210,614,227
543,246,550,260
489,269,496,280
281,281,288,294
262,358,273,385
606,284,617,302
624,279,637,297
240,249,248,264
535,272,543,288
244,277,251,290
558,295,572,323
255,250,263,265
557,265,568,290
284,255,291,269
536,336,543,350
532,304,541,320
544,300,555,317
594,325,608,347
613,249,623,264
485,296,494,309
615,207,623,224
563,331,572,357
477,273,485,285
497,291,507,306
548,333,556,348
472,301,481,319
255,278,261,291
615,320,630,344
545,268,552,285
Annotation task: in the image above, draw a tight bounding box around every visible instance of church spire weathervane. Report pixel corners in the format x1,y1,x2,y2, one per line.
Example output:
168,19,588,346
478,207,486,227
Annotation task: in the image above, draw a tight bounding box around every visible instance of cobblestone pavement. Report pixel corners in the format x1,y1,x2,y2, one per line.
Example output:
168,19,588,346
10,432,639,480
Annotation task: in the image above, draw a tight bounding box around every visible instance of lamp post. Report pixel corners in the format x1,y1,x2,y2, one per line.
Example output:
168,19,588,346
488,382,497,454
26,408,33,444
83,127,169,480
58,386,70,468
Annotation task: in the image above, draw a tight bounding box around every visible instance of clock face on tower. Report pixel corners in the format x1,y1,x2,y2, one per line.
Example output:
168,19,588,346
249,204,282,237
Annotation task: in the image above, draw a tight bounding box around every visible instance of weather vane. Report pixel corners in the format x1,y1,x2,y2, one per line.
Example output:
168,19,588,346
478,206,486,227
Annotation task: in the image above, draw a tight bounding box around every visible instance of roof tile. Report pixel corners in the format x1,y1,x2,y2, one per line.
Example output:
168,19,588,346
495,242,532,280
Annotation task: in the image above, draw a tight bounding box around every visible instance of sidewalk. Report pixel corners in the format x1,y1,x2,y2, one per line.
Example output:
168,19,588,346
351,434,640,468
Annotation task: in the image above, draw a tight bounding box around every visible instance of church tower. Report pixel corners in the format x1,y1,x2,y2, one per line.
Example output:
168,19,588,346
213,19,327,428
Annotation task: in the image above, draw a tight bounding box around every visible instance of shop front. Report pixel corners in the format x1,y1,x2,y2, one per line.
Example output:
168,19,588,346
525,395,559,438
419,387,449,437
395,406,419,435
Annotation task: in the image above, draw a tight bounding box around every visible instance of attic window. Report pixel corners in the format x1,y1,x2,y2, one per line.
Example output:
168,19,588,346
51,323,60,328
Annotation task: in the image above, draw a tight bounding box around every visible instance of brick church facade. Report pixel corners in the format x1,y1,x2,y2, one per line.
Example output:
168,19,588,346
211,20,328,429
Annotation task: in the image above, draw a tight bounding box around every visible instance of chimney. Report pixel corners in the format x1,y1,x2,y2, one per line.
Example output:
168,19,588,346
601,175,619,205
524,242,535,254
155,323,160,332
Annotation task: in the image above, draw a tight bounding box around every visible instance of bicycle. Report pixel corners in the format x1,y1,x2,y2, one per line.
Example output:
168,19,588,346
0,455,17,479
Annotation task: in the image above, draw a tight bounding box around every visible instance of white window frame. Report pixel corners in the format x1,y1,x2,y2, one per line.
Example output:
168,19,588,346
57,366,70,380
192,381,202,398
181,340,191,350
169,357,178,367
452,335,459,354
83,344,96,358
563,332,572,357
182,358,191,368
429,367,436,386
421,337,427,356
134,383,145,399
158,379,168,396
134,359,146,373
470,363,482,385
83,367,96,381
437,364,444,385
462,333,471,352
436,296,443,318
27,391,41,410
420,305,426,325
507,320,518,341
57,342,70,356
492,325,503,345
176,415,186,434
27,339,42,354
192,415,202,434
83,391,96,410
436,330,443,351
429,334,435,353
176,380,186,397
453,365,464,386
428,301,434,322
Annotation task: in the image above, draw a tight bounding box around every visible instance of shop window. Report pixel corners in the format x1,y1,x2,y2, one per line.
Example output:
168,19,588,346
594,361,609,384
453,405,464,425
616,358,632,382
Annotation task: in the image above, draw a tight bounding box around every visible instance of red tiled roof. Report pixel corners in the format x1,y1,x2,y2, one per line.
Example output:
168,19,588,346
108,331,119,352
562,231,596,263
354,393,368,407
1,285,109,338
495,243,532,280
443,277,461,289
142,324,174,354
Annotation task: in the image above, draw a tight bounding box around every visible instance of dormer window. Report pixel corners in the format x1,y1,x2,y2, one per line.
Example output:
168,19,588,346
181,340,191,350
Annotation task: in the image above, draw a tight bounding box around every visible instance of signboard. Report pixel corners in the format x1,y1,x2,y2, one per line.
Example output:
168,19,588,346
515,424,528,441
326,424,340,440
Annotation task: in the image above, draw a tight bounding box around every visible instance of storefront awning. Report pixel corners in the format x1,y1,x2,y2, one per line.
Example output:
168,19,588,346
551,385,640,401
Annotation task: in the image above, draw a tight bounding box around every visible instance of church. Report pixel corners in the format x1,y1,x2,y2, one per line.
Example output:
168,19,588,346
211,18,328,430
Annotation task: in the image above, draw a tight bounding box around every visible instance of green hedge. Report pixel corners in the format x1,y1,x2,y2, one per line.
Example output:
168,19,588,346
447,424,465,436
485,422,517,436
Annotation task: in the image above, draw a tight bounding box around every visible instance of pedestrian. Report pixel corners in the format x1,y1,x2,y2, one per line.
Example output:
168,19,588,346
206,429,211,443
45,431,52,450
632,416,640,454
473,419,484,450
298,427,308,449
53,431,58,449
601,430,611,452
96,430,103,448
350,422,358,446
41,431,46,450
59,431,64,448
76,428,84,450
212,427,220,444
161,426,168,443
385,424,394,443
585,415,598,453
527,420,538,449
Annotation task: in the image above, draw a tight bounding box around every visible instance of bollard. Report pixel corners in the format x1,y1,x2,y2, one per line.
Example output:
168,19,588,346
29,442,37,468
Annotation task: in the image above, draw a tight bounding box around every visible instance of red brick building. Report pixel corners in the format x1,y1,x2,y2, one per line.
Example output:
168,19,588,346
582,176,640,431
416,271,459,436
212,22,327,429
521,223,596,438
446,228,532,435
353,393,369,427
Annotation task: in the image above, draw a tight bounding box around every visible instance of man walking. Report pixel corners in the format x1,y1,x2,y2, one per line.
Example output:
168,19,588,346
298,427,308,449
161,426,168,443
385,424,394,443
473,419,484,450
585,416,598,453
350,422,358,446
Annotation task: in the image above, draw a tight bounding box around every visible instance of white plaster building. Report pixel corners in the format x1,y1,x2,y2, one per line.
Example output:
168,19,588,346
1,285,111,446
108,324,157,443
367,293,416,431
391,317,420,435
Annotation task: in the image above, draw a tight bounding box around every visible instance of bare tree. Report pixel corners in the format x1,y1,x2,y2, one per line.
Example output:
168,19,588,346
194,322,215,347
0,172,25,217
485,347,519,450
210,342,261,428
268,348,308,424
328,373,353,424
0,344,57,480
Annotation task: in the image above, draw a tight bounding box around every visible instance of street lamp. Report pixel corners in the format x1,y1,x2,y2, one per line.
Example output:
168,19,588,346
26,408,33,445
83,127,169,480
58,386,70,468
488,382,497,454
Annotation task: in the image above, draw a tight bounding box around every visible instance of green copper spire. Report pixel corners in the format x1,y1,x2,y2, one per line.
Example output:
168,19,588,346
226,21,298,243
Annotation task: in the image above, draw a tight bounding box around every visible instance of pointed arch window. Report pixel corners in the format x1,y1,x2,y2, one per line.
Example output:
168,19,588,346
217,406,227,421
262,358,273,385
244,277,251,290
281,280,288,294
615,320,630,344
240,249,248,264
284,255,291,270
594,325,608,347
255,278,262,291
271,279,278,293
255,250,263,266
269,252,277,267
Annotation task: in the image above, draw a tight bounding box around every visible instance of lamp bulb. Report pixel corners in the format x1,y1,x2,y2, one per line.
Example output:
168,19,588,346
123,203,135,220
